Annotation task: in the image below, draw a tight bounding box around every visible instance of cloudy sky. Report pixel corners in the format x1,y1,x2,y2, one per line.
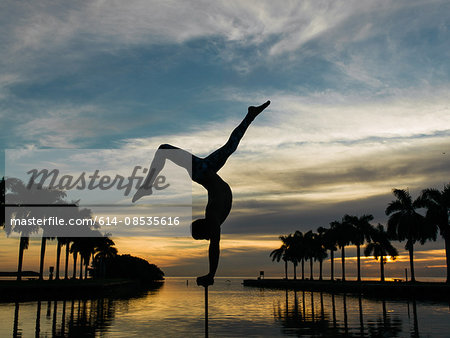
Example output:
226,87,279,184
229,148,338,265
1,0,449,279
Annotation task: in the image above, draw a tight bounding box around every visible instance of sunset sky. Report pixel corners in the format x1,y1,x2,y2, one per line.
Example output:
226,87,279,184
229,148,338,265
1,0,449,279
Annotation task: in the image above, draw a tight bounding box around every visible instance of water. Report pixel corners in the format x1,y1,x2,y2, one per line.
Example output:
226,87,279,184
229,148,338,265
1,277,449,337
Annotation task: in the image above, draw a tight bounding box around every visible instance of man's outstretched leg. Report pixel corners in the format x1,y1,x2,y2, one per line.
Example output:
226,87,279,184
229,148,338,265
204,100,270,172
132,144,193,202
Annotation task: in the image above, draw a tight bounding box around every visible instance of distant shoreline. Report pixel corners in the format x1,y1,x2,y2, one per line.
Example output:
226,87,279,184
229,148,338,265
243,278,450,301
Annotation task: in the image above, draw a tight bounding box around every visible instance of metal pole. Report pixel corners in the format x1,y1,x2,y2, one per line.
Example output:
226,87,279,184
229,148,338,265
205,286,208,338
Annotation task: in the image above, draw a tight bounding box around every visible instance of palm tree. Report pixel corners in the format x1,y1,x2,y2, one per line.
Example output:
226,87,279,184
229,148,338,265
364,224,398,282
93,236,117,278
304,231,316,280
55,237,73,280
80,234,102,279
344,214,374,282
419,184,450,283
5,178,67,280
331,219,353,281
386,189,435,282
290,231,305,280
316,227,328,280
283,233,300,280
70,239,81,279
4,178,42,280
321,226,338,281
270,235,290,279
1,177,5,229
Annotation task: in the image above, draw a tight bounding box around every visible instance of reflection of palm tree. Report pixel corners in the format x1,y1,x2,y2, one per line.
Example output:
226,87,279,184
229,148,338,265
35,301,41,337
386,189,433,282
13,302,20,337
419,184,450,283
364,224,398,282
344,214,374,282
342,293,348,335
331,293,336,328
358,295,364,337
367,300,403,337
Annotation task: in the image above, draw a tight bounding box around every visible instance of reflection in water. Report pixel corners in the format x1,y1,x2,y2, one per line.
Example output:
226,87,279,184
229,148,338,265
343,293,348,335
2,279,450,337
275,290,411,337
13,302,19,337
7,284,162,337
36,301,41,337
366,300,403,337
358,295,364,337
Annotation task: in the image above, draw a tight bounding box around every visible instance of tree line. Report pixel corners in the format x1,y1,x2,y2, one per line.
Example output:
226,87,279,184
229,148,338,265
270,184,450,283
1,177,164,282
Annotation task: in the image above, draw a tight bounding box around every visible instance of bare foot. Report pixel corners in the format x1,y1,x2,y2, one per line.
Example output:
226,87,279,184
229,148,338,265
248,100,270,118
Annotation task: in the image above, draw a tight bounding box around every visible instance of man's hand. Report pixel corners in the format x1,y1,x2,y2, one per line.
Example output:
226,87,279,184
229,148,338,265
197,274,214,287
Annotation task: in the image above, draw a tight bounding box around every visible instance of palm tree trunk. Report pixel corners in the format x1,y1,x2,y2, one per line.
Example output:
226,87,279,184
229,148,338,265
72,252,77,279
39,237,47,280
408,243,415,282
319,260,323,280
330,250,334,281
301,258,305,280
293,262,297,280
55,240,62,280
310,258,313,280
341,246,346,281
17,237,27,281
64,243,70,280
380,255,385,282
444,235,450,284
79,257,83,280
84,255,90,279
284,259,288,280
356,244,361,282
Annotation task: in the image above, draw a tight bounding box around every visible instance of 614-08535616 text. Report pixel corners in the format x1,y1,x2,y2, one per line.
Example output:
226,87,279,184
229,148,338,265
94,216,180,226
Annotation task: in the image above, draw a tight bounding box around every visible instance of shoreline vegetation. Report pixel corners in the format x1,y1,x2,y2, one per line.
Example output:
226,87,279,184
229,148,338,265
243,278,450,301
270,184,450,284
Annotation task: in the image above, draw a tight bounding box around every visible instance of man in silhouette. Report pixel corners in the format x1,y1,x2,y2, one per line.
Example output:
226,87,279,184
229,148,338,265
132,100,271,286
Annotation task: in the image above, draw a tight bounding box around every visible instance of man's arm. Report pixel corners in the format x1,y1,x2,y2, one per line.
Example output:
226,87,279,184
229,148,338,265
197,222,220,287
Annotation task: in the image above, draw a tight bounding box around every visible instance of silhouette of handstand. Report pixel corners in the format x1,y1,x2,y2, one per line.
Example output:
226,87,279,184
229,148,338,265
132,100,271,286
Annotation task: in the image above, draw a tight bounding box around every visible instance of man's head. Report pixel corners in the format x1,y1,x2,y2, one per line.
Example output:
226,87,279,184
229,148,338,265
191,219,211,240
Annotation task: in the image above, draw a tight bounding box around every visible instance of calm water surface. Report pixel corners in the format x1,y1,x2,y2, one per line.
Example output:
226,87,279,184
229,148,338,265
1,277,449,337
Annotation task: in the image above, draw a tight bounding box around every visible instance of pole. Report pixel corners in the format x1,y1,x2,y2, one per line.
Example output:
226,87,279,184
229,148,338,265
204,286,208,338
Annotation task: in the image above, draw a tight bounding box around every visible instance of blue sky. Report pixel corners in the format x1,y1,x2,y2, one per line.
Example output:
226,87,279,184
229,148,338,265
1,0,450,277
